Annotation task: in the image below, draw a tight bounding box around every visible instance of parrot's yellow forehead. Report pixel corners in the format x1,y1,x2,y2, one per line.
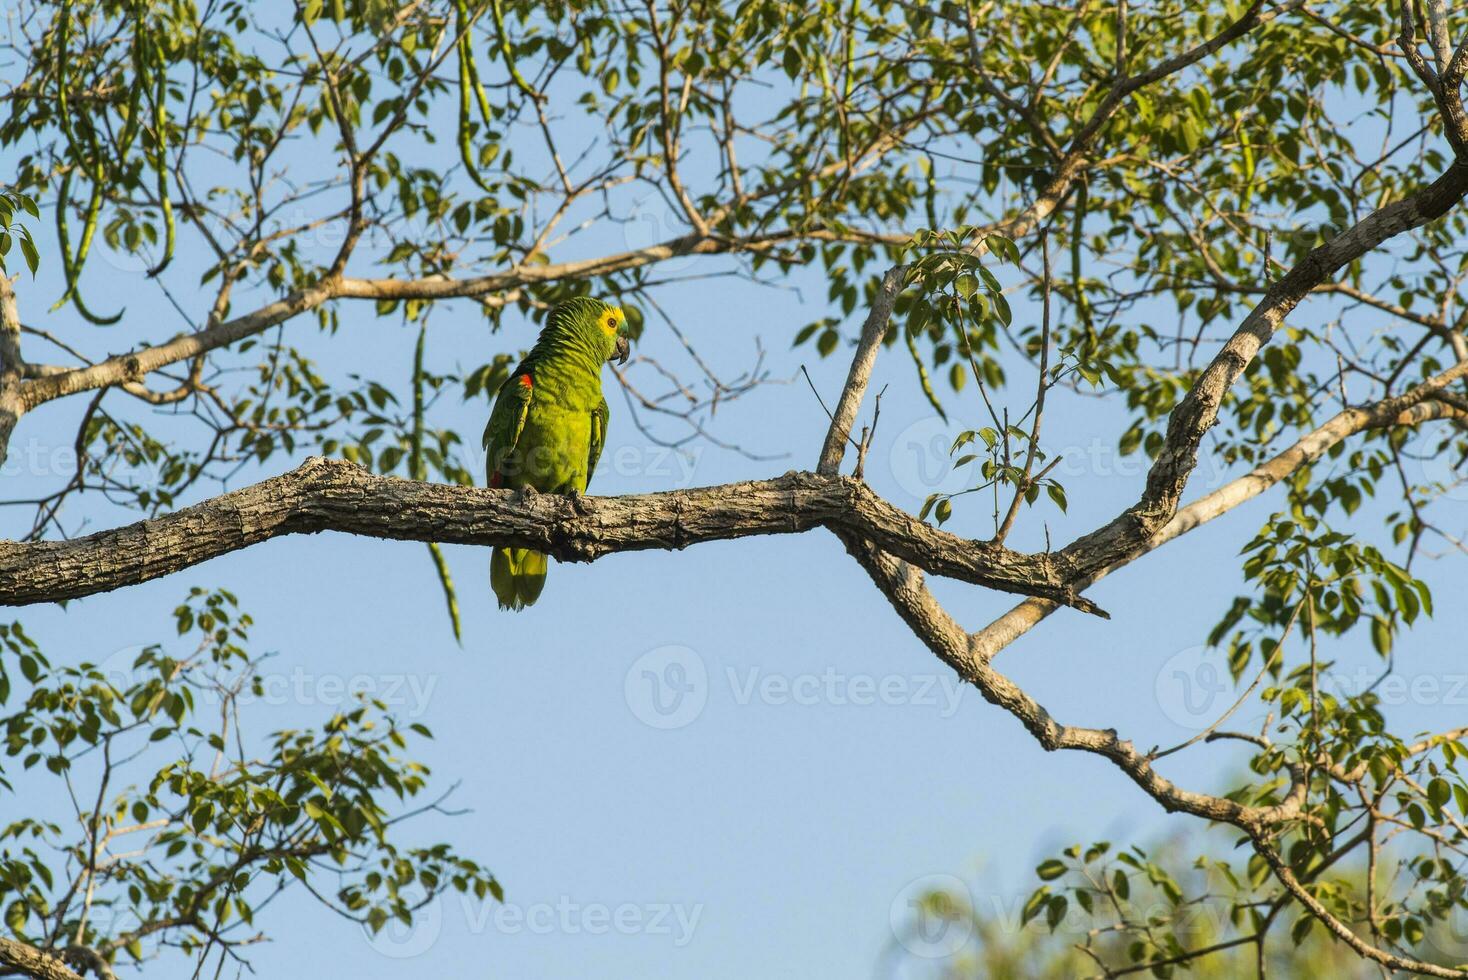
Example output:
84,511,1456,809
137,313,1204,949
599,305,625,334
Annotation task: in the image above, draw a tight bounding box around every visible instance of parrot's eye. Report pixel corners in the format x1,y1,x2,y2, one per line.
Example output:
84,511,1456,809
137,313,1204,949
605,316,616,329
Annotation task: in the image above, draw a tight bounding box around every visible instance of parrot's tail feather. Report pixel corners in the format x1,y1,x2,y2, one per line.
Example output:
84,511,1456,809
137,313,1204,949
516,550,547,606
490,546,516,609
491,546,549,611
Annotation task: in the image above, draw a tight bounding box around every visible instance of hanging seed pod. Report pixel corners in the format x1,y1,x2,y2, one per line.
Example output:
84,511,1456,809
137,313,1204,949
51,0,124,324
455,0,493,193
145,33,176,278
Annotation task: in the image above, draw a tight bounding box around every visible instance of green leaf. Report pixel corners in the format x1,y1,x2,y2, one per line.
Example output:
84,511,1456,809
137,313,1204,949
1370,616,1392,657
1045,894,1068,932
1046,483,1067,513
1021,886,1049,926
18,234,39,276
1036,859,1067,881
991,291,1012,326
782,46,801,78
1429,777,1451,809
919,494,938,521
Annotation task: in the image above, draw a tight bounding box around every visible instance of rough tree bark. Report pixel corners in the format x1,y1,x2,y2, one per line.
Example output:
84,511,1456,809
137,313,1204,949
0,463,1100,612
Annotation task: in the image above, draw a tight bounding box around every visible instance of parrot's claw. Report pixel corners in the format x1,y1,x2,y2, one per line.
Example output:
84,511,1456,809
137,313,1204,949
518,485,538,500
565,488,592,516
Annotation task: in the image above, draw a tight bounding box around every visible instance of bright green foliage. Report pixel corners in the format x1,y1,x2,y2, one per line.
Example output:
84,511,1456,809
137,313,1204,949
906,228,1083,532
0,190,40,277
0,590,498,972
890,837,1394,978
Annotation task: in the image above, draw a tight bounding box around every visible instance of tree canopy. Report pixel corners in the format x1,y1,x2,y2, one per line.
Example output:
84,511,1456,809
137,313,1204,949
3,0,1468,976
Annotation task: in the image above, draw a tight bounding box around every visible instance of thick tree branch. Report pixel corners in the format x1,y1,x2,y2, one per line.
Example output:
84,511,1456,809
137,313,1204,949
0,275,21,380
1065,137,1468,578
0,460,1102,613
818,265,905,475
9,224,903,425
849,541,1309,830
810,303,1308,833
1253,837,1468,978
975,363,1468,659
804,210,1308,839
1,276,24,467
0,939,88,980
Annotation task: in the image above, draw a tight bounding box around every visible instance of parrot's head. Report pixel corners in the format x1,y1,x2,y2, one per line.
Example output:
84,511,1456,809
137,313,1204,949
548,296,630,365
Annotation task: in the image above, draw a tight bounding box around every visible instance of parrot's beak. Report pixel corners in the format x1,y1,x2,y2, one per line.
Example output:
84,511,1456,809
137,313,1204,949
611,333,630,364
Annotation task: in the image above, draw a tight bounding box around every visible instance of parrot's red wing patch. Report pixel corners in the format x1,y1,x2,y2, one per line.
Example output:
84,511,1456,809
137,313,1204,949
489,471,503,488
518,373,533,389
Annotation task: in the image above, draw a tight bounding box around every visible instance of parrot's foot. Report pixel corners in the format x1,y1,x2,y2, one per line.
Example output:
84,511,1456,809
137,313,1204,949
565,488,592,516
517,484,538,500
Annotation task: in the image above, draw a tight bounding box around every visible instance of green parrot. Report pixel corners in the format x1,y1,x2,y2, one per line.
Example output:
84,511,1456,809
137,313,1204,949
483,296,630,610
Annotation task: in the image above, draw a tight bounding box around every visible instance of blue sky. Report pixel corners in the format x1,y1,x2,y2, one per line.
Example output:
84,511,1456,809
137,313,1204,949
5,20,1468,979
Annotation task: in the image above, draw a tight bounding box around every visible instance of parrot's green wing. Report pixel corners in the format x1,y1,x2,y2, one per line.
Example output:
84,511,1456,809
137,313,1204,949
587,394,609,484
483,370,534,486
